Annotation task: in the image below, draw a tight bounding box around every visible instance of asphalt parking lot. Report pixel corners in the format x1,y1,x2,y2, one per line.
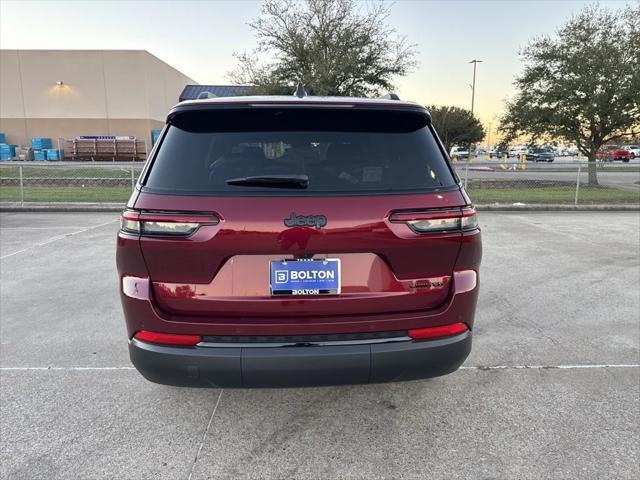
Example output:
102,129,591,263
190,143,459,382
1,211,638,479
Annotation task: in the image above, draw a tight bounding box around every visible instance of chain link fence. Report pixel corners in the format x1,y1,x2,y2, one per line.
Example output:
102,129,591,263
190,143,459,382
0,160,638,206
455,160,639,205
0,163,144,205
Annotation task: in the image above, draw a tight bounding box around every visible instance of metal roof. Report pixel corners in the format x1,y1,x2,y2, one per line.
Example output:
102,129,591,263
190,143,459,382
178,85,254,101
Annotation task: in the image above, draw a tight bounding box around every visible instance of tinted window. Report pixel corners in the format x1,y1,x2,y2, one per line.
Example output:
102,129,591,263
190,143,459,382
144,108,456,196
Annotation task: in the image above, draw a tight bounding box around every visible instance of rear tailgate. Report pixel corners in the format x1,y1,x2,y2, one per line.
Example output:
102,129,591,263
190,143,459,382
134,103,468,321
135,191,467,317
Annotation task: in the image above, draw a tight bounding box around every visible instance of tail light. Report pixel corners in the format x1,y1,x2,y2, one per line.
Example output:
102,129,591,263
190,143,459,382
408,322,469,340
389,207,478,234
134,331,201,346
120,209,219,236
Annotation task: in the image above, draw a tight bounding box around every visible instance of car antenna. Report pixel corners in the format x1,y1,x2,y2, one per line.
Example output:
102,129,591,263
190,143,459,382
294,82,307,98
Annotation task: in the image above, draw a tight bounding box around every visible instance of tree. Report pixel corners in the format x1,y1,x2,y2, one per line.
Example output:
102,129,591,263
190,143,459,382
229,0,417,97
428,105,485,153
499,4,640,185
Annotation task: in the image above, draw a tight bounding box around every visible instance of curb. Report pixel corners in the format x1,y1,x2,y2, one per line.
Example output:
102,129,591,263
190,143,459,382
475,204,640,211
0,203,124,212
1,203,639,213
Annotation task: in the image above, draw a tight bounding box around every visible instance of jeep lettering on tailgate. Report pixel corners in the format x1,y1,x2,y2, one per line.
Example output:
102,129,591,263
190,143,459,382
284,212,327,229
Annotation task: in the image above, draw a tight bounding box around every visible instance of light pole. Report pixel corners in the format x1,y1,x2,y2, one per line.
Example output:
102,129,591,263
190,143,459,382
469,59,482,115
468,59,483,162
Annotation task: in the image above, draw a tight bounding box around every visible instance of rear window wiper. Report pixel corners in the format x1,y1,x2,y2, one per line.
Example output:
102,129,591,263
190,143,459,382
225,174,309,189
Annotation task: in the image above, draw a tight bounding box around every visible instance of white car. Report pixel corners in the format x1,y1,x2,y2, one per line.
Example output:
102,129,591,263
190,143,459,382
508,145,528,157
449,146,470,159
623,145,640,159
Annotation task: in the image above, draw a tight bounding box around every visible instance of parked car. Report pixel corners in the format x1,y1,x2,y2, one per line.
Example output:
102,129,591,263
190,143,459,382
565,145,580,156
117,92,482,388
508,145,528,157
596,145,631,162
449,146,470,159
623,145,640,159
526,147,555,162
489,148,509,159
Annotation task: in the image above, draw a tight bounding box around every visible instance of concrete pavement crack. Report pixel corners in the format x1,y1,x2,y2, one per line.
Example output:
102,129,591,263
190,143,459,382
187,389,224,480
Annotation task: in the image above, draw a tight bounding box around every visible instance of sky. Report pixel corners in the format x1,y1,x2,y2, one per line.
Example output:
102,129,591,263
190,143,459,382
0,0,632,137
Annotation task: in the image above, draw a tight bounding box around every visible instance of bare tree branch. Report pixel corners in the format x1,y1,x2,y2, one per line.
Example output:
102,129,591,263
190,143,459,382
228,0,418,96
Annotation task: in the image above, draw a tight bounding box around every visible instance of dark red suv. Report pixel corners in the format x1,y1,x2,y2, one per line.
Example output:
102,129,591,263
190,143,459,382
116,94,482,387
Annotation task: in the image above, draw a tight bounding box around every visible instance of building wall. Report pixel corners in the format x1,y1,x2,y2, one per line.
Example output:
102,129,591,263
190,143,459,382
0,50,194,146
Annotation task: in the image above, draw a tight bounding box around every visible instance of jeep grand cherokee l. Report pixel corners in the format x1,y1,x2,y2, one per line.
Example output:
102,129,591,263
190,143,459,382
116,94,482,388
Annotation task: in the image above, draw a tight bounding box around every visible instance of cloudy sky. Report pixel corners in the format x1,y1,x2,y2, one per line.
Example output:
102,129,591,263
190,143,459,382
0,0,630,134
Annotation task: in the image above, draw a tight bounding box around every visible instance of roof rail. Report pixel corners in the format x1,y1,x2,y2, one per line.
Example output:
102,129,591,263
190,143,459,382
197,91,217,99
383,93,401,100
294,82,307,98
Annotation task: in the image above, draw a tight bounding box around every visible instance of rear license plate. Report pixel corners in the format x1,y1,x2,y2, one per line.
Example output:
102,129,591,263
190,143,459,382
270,259,341,296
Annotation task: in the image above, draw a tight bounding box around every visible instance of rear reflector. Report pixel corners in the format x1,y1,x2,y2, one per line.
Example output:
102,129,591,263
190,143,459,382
134,331,201,346
408,323,469,340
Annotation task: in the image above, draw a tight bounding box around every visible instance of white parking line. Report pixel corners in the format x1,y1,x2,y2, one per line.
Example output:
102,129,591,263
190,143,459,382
0,219,118,260
0,366,136,370
1,364,638,371
0,226,103,230
460,364,639,370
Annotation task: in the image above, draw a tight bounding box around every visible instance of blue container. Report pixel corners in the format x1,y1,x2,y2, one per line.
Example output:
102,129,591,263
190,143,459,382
45,149,60,160
34,150,47,161
151,129,161,145
0,133,5,144
0,144,16,160
31,138,53,149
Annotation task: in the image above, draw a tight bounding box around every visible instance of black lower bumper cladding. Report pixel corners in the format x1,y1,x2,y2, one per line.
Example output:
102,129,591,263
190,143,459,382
129,331,472,388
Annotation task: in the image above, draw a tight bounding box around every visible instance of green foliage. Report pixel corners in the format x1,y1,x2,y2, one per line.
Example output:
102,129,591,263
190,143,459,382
229,0,417,96
499,4,640,183
428,105,485,152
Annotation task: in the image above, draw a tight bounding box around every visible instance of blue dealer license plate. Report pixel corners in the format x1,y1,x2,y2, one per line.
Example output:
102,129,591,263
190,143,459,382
270,259,341,296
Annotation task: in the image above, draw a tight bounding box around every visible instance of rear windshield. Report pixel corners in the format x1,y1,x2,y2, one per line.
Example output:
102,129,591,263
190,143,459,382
143,107,456,196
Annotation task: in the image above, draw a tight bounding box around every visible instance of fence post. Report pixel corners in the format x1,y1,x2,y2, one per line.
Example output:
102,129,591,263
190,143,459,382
574,163,581,206
130,165,135,192
19,165,24,207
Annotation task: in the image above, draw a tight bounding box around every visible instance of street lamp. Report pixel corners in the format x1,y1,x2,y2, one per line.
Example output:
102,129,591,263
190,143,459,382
468,59,483,162
469,59,482,114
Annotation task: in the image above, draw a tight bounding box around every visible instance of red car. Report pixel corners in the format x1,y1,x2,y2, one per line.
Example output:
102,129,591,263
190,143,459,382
596,145,631,162
117,92,482,387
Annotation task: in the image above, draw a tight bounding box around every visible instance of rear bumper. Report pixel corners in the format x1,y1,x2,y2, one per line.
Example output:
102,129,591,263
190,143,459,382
129,331,472,388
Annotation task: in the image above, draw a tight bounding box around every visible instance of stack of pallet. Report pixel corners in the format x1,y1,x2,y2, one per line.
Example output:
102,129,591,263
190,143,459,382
31,138,61,161
61,136,147,161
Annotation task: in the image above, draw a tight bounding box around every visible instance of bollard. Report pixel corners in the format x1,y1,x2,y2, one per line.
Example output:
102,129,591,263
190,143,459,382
519,153,526,171
19,165,24,207
574,163,581,205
